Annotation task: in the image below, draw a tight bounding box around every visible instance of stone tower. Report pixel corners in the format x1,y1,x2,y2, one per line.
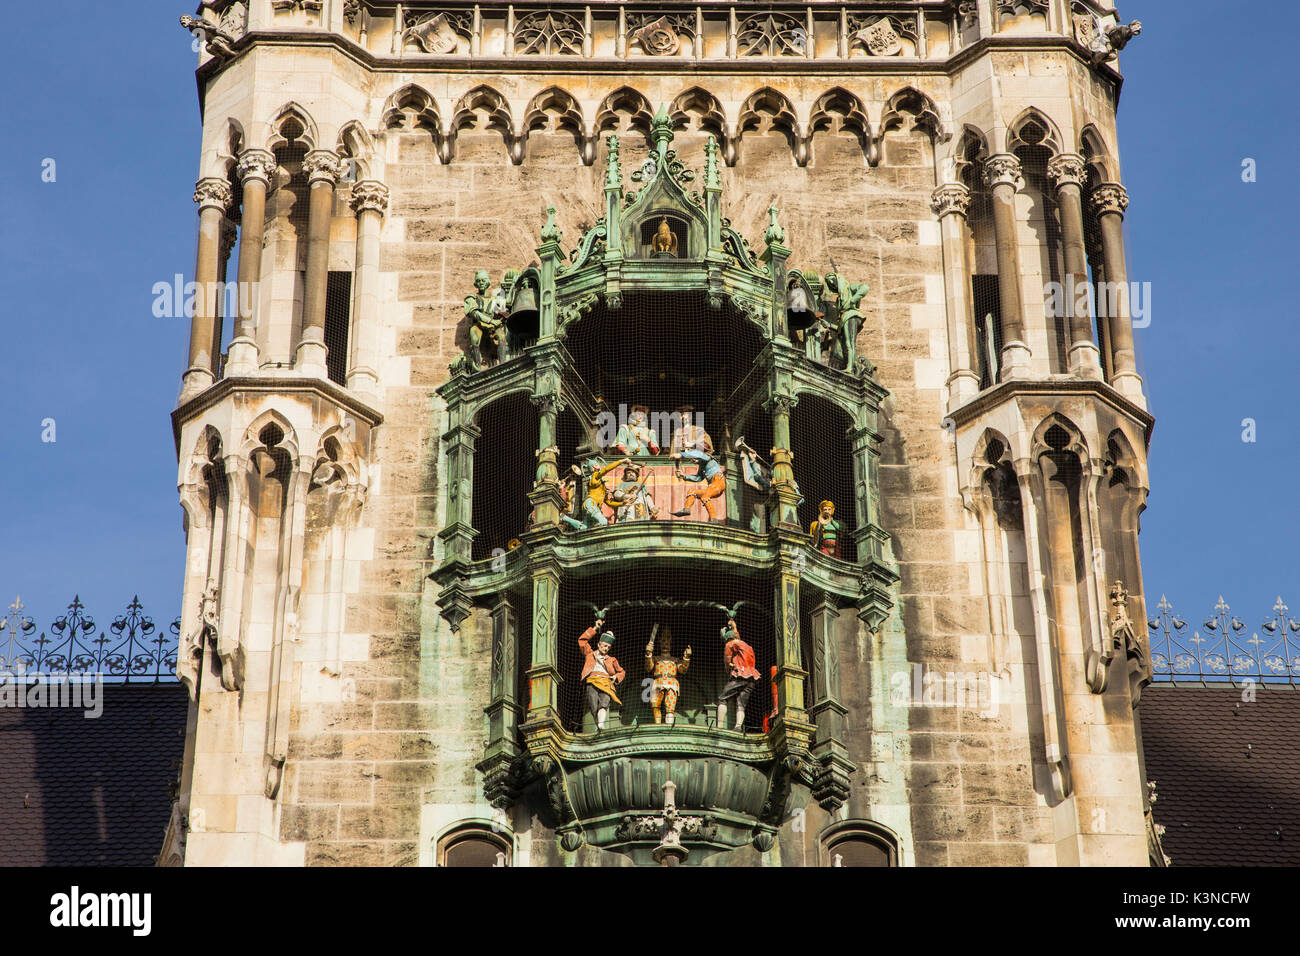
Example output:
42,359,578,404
169,0,1156,867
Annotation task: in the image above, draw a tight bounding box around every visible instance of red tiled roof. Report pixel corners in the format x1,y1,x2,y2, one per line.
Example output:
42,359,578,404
0,682,189,867
1140,684,1300,866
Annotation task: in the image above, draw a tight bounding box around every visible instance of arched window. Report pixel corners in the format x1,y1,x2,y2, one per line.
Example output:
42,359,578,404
437,824,512,867
822,820,898,866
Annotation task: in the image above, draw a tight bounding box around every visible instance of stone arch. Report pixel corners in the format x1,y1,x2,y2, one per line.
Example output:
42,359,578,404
736,87,803,166
1105,427,1148,498
381,84,440,133
336,120,376,181
1009,108,1069,371
790,393,857,561
521,86,590,164
313,424,364,489
240,409,301,466
180,425,228,531
967,427,1014,492
451,84,518,164
1079,125,1116,182
952,124,989,185
594,86,654,146
263,102,319,151
879,86,945,140
669,87,731,162
1031,412,1090,462
471,391,539,559
202,118,246,180
807,87,870,166
1007,107,1064,157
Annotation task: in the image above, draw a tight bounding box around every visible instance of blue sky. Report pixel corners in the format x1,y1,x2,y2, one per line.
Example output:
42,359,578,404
0,1,1294,636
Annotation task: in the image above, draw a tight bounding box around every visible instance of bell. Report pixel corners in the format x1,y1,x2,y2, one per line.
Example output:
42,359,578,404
507,280,540,350
787,283,815,332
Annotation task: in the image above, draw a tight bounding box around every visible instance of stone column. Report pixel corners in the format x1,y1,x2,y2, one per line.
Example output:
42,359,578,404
1046,154,1104,378
210,218,238,379
346,181,389,397
1092,183,1144,402
765,391,801,529
931,183,980,406
983,155,1031,378
181,177,233,398
226,149,276,375
296,149,342,376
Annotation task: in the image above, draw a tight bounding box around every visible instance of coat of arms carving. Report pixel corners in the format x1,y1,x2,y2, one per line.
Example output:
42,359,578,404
631,15,683,55
405,12,462,54
857,18,903,56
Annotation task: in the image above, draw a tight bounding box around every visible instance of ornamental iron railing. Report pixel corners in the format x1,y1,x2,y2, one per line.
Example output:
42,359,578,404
1148,595,1300,685
0,595,179,683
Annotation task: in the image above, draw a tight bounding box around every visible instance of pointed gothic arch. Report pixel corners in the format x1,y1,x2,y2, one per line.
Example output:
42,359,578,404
880,86,945,140
808,87,871,165
264,102,319,151
594,86,655,146
1008,107,1064,157
522,86,590,163
452,84,518,164
736,86,803,166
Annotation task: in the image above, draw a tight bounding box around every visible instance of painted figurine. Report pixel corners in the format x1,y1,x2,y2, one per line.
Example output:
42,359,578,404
561,457,630,530
610,462,659,521
668,407,713,455
464,269,503,369
672,448,726,521
578,612,625,732
734,436,771,493
821,272,867,372
717,618,760,731
614,405,661,456
809,499,842,557
645,625,691,725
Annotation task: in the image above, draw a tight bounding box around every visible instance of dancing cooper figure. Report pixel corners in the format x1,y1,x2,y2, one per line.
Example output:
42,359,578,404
577,611,625,732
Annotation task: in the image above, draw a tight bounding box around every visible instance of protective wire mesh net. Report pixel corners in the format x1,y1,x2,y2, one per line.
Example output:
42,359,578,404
961,129,1125,386
324,270,352,385
470,289,859,733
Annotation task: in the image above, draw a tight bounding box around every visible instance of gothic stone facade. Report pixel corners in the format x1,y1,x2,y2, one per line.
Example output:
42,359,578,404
169,0,1155,866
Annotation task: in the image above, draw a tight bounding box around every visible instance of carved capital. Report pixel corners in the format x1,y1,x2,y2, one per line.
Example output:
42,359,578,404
235,148,277,186
193,177,233,211
1046,153,1087,191
983,154,1023,190
530,393,566,417
1091,182,1130,217
763,393,798,416
930,183,971,219
349,180,390,216
303,149,344,185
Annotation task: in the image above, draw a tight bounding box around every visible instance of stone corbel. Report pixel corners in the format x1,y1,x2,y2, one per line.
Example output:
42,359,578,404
1108,580,1151,707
